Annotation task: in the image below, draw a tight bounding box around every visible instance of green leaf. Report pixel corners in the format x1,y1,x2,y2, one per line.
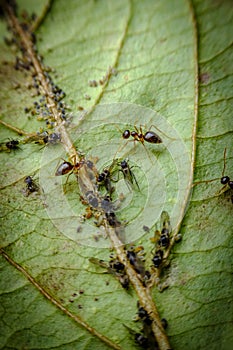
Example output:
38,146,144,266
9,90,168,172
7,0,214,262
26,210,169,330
0,1,232,349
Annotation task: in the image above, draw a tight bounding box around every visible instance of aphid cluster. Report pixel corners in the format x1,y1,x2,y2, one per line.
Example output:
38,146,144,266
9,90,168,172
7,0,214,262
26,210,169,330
151,211,172,269
88,66,118,87
125,302,160,349
97,158,140,196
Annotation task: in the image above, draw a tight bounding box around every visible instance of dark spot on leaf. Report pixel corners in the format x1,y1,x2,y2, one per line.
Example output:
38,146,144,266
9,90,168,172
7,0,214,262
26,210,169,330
199,72,210,84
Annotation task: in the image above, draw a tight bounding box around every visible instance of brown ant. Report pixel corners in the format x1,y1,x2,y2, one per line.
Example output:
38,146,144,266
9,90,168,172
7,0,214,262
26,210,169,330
114,124,166,161
55,159,85,176
122,126,162,145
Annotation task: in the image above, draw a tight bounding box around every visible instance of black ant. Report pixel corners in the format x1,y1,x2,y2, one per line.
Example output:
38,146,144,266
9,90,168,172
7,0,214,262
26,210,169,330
194,148,233,202
219,149,233,197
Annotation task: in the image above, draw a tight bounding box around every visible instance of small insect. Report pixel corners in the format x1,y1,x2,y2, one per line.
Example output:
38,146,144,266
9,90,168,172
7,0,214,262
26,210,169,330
158,211,171,248
122,126,162,145
0,139,20,152
126,249,146,277
55,159,84,176
89,257,129,290
115,124,164,162
105,211,121,227
123,324,149,349
151,211,171,250
85,190,99,208
194,148,233,202
118,159,140,191
161,318,168,329
152,249,163,268
218,149,233,202
24,176,39,195
137,304,152,325
97,168,114,195
97,160,118,196
6,139,20,150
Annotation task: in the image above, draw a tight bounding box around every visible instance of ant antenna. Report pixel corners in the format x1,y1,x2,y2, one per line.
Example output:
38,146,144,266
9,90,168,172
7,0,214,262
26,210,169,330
222,147,227,177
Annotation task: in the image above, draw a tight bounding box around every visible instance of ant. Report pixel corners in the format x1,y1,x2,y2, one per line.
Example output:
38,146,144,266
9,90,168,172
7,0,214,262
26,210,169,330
122,126,162,145
194,148,233,202
115,124,165,162
218,149,233,198
55,159,84,176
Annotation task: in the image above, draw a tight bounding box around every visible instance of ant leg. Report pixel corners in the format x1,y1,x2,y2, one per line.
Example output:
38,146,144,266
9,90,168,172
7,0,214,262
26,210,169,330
192,177,220,187
149,124,176,141
222,148,227,177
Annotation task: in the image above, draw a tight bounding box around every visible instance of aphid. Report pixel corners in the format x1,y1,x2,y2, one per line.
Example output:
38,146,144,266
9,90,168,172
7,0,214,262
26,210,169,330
85,190,99,208
135,333,149,348
123,324,149,349
89,257,129,289
126,250,145,276
161,318,168,329
5,139,20,150
158,211,171,248
105,211,121,227
97,160,118,196
24,176,39,195
137,305,152,325
109,259,125,272
47,132,61,144
97,168,114,195
118,158,140,190
151,211,171,250
152,249,163,268
1,139,20,152
143,225,150,233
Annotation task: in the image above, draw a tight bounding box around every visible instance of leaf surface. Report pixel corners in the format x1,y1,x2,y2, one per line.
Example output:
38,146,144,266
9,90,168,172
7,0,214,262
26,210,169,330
0,1,232,349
